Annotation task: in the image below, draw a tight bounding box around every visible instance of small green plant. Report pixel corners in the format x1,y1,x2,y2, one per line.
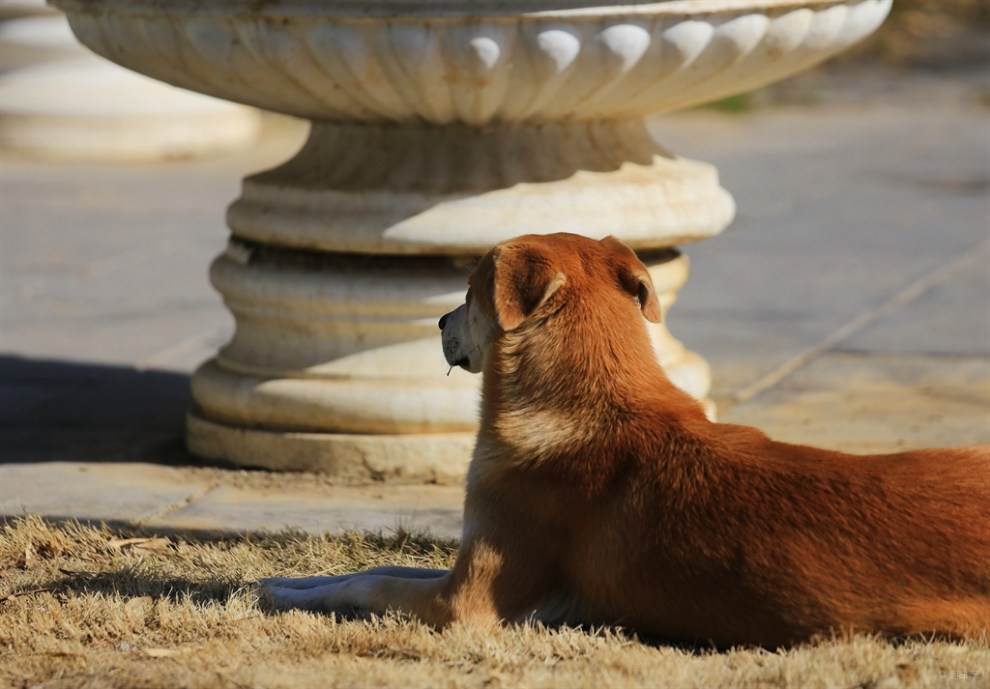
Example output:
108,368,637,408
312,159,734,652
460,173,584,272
703,92,755,114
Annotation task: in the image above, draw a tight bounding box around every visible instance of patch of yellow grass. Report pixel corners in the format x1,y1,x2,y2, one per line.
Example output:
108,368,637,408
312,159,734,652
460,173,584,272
1,516,987,689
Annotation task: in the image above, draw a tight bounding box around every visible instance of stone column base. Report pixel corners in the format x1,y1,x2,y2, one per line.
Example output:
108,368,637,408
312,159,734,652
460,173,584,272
187,246,714,481
186,413,475,484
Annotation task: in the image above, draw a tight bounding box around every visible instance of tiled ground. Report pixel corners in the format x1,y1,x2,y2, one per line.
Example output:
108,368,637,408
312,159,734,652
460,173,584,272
2,98,988,538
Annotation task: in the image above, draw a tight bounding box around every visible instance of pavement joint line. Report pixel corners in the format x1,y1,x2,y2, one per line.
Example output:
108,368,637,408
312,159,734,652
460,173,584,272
135,482,221,527
725,236,990,410
832,348,990,360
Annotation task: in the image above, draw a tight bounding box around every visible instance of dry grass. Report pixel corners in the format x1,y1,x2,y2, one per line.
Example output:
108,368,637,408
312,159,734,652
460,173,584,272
1,517,987,689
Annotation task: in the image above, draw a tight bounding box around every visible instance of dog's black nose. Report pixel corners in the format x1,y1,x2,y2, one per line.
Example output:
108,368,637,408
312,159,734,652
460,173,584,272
438,313,450,331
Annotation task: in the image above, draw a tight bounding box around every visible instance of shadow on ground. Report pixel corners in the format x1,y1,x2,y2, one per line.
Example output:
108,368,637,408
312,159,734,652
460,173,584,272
0,355,200,465
49,569,246,607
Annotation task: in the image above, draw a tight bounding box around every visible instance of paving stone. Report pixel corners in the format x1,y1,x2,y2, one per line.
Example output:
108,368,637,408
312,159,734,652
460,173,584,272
841,253,990,357
722,352,990,453
0,461,211,523
0,460,465,538
674,243,990,405
0,382,60,416
0,162,233,279
148,484,464,540
0,428,190,465
666,105,989,404
0,359,194,463
673,311,842,407
0,303,229,366
0,359,191,430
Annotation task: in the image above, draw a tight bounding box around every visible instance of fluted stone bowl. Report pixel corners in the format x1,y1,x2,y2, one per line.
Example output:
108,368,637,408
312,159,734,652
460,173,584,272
54,0,890,125
48,0,891,479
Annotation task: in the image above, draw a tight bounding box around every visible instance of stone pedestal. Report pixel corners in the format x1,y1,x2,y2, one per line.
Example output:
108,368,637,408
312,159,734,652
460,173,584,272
50,0,892,480
187,119,728,480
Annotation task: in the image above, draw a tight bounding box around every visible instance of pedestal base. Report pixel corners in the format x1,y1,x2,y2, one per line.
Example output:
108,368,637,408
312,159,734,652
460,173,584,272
188,245,714,481
185,119,729,480
187,413,475,484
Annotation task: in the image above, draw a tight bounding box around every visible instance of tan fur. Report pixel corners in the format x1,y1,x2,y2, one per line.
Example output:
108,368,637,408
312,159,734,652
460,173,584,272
265,233,990,649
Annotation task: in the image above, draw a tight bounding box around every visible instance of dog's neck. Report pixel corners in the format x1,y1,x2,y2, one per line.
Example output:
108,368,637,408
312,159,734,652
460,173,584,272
477,298,709,465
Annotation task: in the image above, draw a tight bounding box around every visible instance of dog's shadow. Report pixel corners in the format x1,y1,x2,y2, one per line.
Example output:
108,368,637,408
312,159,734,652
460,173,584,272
20,522,263,608
42,568,247,608
20,521,458,614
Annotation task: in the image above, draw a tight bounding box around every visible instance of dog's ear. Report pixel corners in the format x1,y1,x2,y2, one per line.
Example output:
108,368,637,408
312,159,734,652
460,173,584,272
492,243,566,331
600,236,662,323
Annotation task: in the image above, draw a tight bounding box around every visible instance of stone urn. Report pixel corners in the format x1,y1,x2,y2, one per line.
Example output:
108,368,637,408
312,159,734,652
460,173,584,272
52,0,891,481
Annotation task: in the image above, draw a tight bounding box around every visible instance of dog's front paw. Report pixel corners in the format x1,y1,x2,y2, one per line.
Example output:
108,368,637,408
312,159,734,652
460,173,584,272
257,575,355,614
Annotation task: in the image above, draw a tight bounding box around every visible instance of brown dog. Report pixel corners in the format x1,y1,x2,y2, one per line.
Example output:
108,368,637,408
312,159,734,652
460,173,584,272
262,232,990,648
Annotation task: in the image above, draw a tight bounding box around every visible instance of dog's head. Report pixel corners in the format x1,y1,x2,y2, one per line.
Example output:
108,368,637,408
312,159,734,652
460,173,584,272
439,233,661,373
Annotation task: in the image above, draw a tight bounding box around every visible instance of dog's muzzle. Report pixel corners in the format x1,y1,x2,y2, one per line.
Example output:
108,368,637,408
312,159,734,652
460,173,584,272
439,307,470,370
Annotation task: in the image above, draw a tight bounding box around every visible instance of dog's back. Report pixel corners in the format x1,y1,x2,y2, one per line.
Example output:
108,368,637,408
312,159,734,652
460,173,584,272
581,413,990,647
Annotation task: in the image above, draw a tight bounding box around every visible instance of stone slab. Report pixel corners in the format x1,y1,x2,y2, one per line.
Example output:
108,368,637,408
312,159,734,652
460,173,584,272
0,358,194,464
0,308,229,368
0,461,210,523
842,253,990,357
0,11,262,162
663,105,990,404
0,130,298,289
671,311,842,410
0,359,191,430
721,352,990,454
148,483,464,540
0,460,465,540
0,429,188,465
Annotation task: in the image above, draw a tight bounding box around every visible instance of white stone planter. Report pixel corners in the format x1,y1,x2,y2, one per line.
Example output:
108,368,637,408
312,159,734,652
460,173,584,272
52,0,891,481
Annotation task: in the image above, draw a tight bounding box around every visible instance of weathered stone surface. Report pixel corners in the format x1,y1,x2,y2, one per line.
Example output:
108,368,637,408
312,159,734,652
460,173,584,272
148,483,464,540
843,255,990,358
0,461,465,539
667,106,990,406
52,0,891,123
37,0,891,475
186,414,477,485
0,462,210,523
722,353,990,453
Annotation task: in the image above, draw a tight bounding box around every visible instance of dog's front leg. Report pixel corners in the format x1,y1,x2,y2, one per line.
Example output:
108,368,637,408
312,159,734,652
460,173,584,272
261,566,447,590
260,567,453,626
